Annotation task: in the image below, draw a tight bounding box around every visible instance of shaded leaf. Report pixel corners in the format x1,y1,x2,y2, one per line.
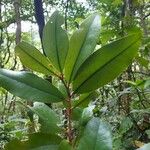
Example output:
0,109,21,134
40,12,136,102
43,11,69,72
76,117,112,150
58,81,68,98
0,69,64,103
65,13,101,82
5,133,62,150
72,92,98,109
30,102,60,134
72,107,83,121
80,106,95,126
5,139,27,150
58,140,72,150
73,34,141,93
26,133,61,149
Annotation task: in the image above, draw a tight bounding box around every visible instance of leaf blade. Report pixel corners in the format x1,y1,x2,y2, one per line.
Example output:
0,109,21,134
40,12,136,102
77,117,112,150
72,92,98,109
64,14,101,82
15,42,56,75
58,140,72,150
43,11,69,72
0,69,64,103
5,133,62,150
73,34,141,93
31,102,60,134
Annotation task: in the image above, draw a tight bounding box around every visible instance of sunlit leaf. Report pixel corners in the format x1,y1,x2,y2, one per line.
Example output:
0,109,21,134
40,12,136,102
43,11,69,72
73,34,141,93
64,13,101,82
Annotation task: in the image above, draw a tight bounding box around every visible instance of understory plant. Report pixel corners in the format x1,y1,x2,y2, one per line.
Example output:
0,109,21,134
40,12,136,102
0,11,141,150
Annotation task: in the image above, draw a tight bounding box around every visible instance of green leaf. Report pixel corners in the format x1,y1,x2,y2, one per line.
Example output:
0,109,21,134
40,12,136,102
72,92,98,109
26,133,61,150
72,107,83,121
76,117,112,150
0,69,64,103
73,34,141,93
5,133,62,150
137,143,150,150
15,41,56,75
43,11,69,72
80,106,95,126
30,102,60,134
58,140,72,150
64,13,101,82
5,139,27,150
58,81,68,98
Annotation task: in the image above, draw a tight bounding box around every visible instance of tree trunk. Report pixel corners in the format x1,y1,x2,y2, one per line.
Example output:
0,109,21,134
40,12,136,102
14,0,21,44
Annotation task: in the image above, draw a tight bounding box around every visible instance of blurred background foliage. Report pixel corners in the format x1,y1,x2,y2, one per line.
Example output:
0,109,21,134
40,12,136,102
0,0,149,149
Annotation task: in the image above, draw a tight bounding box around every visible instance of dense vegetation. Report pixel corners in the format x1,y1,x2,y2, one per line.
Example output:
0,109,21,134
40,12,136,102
0,0,149,150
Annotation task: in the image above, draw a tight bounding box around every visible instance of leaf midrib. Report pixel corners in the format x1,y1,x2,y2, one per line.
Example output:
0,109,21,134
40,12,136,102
17,45,54,74
74,38,139,92
69,16,95,83
54,14,62,72
0,72,60,99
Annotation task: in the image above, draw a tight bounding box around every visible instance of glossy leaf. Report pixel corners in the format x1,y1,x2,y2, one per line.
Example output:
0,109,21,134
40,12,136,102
15,41,56,75
5,133,62,150
43,11,69,72
76,117,112,150
0,69,64,103
30,102,60,134
73,34,141,93
64,13,101,82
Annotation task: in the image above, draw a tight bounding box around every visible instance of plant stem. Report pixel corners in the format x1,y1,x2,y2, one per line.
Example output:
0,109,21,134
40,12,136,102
67,95,73,144
60,75,73,144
